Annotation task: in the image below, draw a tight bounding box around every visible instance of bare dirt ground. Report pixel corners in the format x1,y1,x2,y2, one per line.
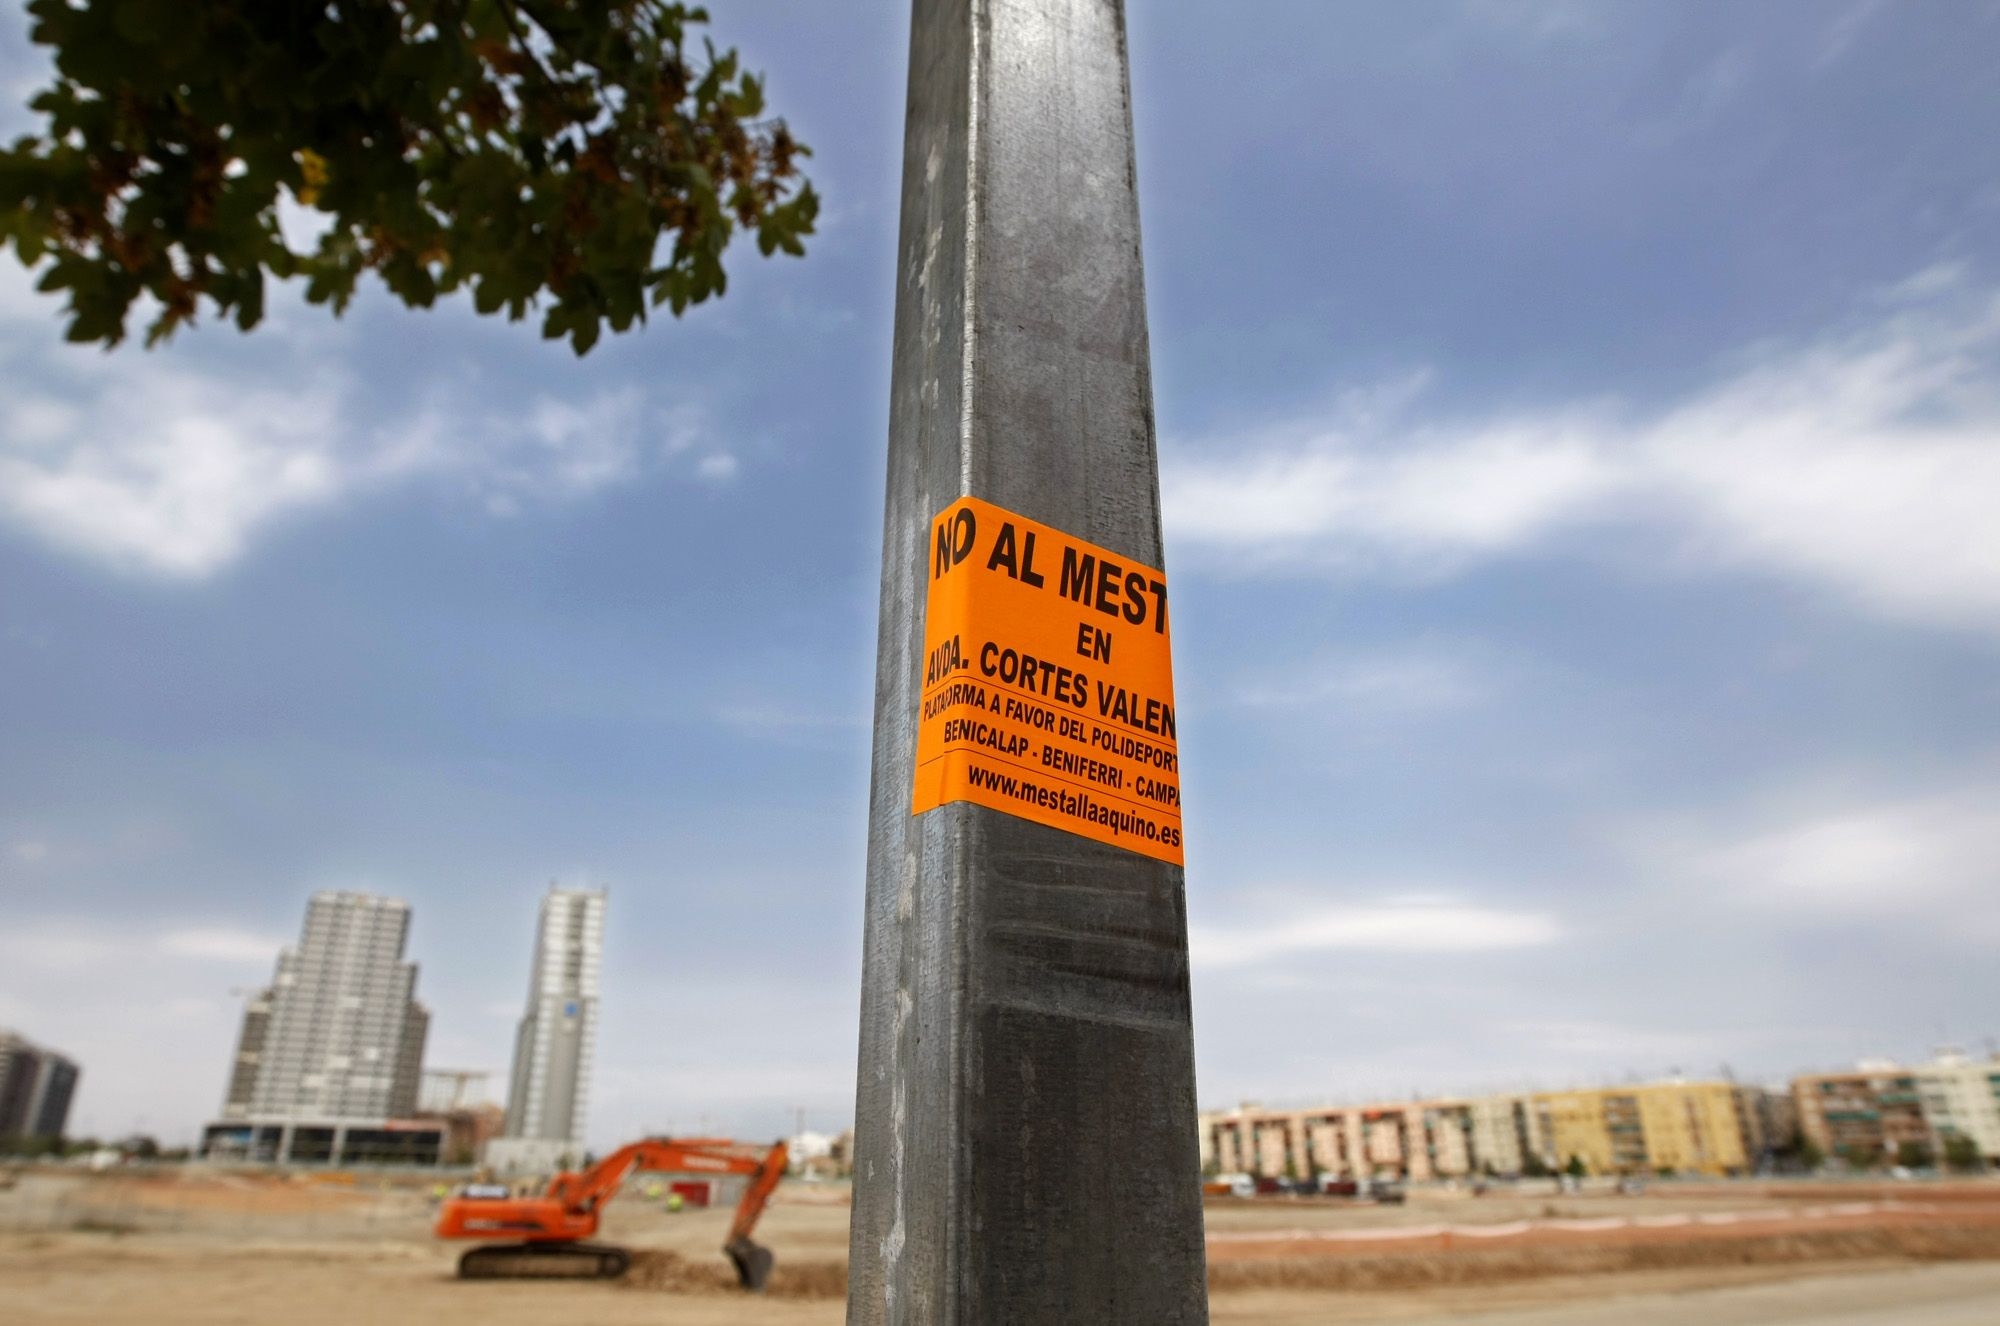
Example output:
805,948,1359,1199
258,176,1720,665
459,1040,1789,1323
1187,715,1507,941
1215,1263,2000,1325
4,1168,2000,1323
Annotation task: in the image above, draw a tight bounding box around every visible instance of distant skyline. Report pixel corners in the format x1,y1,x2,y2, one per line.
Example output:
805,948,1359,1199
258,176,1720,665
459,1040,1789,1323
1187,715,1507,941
4,2,2000,1147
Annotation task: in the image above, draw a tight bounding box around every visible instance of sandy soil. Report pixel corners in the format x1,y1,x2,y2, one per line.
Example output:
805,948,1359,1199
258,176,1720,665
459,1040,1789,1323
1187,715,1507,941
1210,1263,2000,1325
9,1236,2000,1325
0,1235,846,1326
4,1168,1999,1324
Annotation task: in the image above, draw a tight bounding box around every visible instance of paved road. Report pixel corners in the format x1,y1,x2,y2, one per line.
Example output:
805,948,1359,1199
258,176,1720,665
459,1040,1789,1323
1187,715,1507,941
1207,1262,2000,1325
1415,1262,2000,1326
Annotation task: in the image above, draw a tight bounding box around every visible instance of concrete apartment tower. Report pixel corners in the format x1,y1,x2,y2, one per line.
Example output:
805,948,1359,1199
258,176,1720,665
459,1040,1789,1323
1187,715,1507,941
245,892,430,1120
489,886,605,1173
201,892,442,1164
0,1030,81,1140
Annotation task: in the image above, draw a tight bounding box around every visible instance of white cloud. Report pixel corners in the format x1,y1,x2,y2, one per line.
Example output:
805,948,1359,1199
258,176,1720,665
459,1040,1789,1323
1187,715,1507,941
0,926,123,972
1877,260,1969,305
695,452,740,482
710,700,867,737
1190,897,1562,969
1680,785,2000,916
1166,413,1620,578
0,364,349,576
1633,47,1754,147
0,267,710,578
0,921,285,971
1499,1019,1716,1063
1462,0,1605,46
1235,647,1493,716
1164,273,2000,635
520,392,650,494
155,928,286,965
1814,0,1890,69
460,390,652,516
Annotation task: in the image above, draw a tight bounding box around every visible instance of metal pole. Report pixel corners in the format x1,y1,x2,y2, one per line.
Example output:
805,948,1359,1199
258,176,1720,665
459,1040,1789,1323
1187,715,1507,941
849,0,1206,1321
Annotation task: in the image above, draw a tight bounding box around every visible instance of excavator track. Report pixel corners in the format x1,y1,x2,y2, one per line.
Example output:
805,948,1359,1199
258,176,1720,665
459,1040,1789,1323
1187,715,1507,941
457,1242,632,1280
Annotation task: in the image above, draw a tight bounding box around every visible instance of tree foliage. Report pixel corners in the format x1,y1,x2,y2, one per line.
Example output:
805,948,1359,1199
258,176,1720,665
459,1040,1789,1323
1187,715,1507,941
0,0,817,353
1942,1133,1983,1173
0,1133,64,1157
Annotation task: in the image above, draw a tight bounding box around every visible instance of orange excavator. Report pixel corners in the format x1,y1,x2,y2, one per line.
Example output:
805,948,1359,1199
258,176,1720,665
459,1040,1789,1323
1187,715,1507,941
435,1137,790,1287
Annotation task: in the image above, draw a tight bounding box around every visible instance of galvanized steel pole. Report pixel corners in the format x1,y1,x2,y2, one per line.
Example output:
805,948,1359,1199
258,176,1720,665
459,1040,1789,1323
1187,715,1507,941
849,1,1207,1322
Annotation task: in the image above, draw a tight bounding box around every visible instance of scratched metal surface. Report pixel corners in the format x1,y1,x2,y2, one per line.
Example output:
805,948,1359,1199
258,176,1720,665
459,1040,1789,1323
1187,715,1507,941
848,1,1208,1321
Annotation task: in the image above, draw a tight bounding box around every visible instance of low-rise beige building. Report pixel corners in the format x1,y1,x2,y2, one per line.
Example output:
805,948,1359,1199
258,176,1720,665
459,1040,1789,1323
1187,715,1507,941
1202,1078,1752,1181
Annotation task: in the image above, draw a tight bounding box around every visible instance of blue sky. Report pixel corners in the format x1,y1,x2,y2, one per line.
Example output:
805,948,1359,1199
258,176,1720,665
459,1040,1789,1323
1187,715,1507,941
3,2,1999,1147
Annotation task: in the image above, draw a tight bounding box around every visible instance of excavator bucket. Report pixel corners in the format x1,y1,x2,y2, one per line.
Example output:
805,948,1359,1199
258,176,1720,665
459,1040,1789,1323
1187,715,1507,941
724,1237,775,1292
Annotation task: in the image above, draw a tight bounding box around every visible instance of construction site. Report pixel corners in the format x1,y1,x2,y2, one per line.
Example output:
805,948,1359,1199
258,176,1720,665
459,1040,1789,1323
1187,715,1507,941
6,1163,2000,1324
4,0,1999,1322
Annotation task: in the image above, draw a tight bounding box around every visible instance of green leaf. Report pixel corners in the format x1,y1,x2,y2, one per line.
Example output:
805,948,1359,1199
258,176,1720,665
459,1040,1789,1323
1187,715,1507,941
0,0,817,353
234,269,265,331
112,0,176,47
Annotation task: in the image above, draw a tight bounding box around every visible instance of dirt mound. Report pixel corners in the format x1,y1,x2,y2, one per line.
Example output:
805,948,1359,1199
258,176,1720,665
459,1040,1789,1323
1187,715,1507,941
765,1259,848,1298
622,1250,735,1293
1206,1225,2000,1294
621,1249,848,1299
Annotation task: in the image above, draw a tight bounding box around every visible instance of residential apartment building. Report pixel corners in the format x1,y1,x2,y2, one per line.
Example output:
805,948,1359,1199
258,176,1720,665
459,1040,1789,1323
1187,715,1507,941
1535,1089,1626,1175
1467,1094,1539,1176
0,1030,81,1140
1205,1057,2000,1183
1734,1084,1798,1165
201,892,438,1165
489,886,606,1173
1792,1062,1931,1164
1202,1079,1750,1181
1633,1081,1745,1173
1914,1051,2000,1161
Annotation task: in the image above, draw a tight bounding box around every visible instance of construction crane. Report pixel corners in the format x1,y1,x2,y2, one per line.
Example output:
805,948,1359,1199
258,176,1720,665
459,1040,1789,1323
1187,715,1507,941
435,1137,790,1287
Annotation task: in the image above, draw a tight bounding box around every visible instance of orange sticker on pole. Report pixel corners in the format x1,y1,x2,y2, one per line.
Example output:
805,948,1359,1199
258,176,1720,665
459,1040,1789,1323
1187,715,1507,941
912,496,1183,865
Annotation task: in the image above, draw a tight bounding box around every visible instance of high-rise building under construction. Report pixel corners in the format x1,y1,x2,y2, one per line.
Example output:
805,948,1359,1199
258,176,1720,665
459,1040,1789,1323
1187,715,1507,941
489,886,606,1172
202,891,438,1164
246,891,429,1119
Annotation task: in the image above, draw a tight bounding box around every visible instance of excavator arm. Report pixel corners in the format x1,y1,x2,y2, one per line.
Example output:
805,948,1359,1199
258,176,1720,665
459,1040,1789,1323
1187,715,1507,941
721,1139,790,1291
